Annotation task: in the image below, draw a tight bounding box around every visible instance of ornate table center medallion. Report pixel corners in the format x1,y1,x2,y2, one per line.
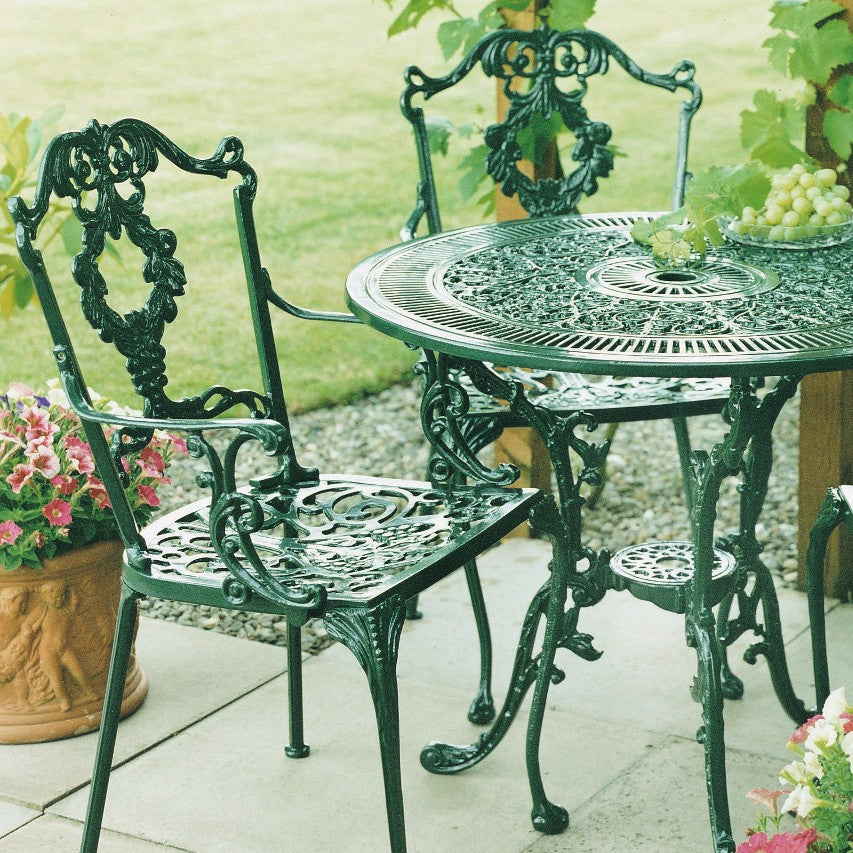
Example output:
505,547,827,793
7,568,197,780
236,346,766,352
578,255,779,302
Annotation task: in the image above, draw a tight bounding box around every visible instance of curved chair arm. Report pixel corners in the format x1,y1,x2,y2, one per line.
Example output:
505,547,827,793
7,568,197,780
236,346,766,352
59,362,294,456
262,267,360,324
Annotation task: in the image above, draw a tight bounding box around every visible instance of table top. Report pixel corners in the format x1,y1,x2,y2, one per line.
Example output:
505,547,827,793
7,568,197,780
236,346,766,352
346,213,853,378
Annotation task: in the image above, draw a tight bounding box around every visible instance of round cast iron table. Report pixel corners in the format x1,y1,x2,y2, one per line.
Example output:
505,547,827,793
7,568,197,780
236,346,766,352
346,212,853,852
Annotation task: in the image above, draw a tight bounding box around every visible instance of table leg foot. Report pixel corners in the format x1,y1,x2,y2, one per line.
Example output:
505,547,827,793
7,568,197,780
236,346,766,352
420,582,552,774
744,568,812,723
531,801,569,835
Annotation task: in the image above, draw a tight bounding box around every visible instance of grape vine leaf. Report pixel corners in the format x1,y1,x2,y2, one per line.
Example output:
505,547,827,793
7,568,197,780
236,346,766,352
544,0,597,30
823,108,853,160
765,0,853,86
828,73,853,110
740,90,806,167
684,163,771,225
516,111,567,168
436,1,529,60
386,0,454,37
425,116,455,156
437,18,485,60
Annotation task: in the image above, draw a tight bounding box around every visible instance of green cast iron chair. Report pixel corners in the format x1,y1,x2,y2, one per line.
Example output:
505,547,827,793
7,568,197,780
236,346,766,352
804,484,851,709
10,117,551,853
398,25,733,719
400,26,730,497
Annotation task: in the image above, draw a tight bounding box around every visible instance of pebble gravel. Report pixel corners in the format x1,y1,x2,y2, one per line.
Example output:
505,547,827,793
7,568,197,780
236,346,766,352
141,378,801,656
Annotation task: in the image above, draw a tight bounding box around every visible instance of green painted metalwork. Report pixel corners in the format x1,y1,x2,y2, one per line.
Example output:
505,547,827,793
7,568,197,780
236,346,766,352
346,213,839,853
400,27,701,235
10,118,546,853
398,30,727,726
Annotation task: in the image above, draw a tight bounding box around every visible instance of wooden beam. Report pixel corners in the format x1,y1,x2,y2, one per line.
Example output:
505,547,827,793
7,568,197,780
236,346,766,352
798,0,853,600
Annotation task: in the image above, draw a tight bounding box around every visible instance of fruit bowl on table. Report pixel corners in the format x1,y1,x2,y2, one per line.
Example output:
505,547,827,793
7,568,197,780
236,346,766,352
719,215,853,250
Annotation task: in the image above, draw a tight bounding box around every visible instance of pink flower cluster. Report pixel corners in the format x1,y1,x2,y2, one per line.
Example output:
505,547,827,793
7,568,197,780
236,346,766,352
0,384,186,570
739,688,853,853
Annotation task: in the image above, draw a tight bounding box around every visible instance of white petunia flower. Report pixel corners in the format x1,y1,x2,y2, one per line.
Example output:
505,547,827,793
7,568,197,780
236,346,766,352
780,759,811,786
822,686,852,723
803,749,824,780
782,784,824,818
805,717,839,752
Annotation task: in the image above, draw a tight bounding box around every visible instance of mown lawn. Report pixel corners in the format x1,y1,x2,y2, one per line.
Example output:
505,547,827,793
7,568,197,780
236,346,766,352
0,0,774,411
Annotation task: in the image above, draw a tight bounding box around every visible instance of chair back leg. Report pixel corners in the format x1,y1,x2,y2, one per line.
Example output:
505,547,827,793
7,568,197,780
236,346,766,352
80,584,140,853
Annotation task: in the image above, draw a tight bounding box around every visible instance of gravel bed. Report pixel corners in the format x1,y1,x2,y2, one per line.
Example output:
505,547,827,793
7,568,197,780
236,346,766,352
141,378,801,655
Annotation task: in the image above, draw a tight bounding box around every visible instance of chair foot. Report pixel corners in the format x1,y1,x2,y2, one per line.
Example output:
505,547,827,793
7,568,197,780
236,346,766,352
467,691,495,725
285,744,310,759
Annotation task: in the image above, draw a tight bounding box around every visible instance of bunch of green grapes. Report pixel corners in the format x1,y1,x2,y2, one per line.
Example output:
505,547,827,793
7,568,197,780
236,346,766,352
733,164,851,241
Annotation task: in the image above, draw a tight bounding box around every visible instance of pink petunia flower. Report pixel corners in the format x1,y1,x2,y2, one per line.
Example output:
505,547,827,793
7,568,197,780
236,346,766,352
26,443,61,480
170,435,188,455
6,463,36,494
789,715,823,746
42,499,72,527
50,474,78,496
64,440,95,475
87,477,111,510
736,828,818,853
840,712,853,735
20,405,58,442
138,447,165,474
745,788,790,816
136,485,160,507
0,520,23,546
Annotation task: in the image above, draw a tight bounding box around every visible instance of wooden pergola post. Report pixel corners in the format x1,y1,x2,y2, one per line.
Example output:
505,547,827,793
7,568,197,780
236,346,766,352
797,0,853,600
492,3,555,515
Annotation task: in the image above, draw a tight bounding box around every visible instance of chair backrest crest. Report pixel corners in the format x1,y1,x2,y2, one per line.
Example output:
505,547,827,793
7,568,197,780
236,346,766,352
11,118,265,422
401,26,701,235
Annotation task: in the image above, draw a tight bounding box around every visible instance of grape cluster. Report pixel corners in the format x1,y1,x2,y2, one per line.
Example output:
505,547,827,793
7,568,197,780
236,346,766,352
733,164,851,242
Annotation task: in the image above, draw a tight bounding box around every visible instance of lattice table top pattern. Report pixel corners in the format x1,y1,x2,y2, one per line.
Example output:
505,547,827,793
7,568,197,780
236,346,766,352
347,213,853,377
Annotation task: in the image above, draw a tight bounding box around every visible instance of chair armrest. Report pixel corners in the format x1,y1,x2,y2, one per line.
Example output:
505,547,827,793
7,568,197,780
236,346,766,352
262,267,360,324
59,365,291,456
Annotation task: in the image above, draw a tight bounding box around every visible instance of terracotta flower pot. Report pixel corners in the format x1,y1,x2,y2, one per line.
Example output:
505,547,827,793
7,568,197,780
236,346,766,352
0,539,147,743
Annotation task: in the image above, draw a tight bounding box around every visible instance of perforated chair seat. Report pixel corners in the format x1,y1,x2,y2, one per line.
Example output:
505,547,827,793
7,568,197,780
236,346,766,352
141,476,538,611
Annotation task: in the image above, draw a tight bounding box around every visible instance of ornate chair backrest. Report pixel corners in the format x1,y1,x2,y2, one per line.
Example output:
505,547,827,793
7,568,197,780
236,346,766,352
9,119,310,552
400,26,702,238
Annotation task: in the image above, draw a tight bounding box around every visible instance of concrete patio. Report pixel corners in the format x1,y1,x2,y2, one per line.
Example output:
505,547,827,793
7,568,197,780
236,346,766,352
0,537,849,852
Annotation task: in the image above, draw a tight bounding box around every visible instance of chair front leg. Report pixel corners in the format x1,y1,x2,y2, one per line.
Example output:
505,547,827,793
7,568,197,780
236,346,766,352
323,598,408,853
805,488,849,708
285,622,310,758
80,583,140,853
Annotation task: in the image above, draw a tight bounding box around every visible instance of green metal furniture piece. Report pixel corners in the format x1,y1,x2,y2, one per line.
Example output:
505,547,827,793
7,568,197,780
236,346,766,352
805,484,853,707
400,25,731,503
398,28,732,720
9,118,549,853
346,212,846,852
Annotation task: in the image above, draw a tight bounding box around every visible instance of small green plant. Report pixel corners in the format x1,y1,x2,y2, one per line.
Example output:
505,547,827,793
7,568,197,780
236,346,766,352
0,109,79,318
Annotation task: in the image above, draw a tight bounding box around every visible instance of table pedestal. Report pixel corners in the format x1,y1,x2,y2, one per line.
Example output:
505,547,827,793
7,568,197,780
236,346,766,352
417,355,818,853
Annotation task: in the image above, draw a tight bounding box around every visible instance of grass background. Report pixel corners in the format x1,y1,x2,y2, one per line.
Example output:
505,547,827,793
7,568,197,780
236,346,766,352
0,0,776,411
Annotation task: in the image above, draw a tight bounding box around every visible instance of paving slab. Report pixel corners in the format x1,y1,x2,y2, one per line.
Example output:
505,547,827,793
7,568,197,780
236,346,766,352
1,814,189,852
525,737,784,853
0,619,285,808
0,799,39,838
51,639,661,853
3,537,849,852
